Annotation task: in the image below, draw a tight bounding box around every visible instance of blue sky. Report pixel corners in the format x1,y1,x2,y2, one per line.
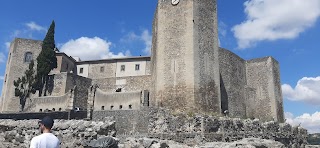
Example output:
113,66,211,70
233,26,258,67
1,0,320,132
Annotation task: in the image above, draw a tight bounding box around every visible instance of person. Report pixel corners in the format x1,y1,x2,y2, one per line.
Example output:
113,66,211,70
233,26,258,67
30,116,60,148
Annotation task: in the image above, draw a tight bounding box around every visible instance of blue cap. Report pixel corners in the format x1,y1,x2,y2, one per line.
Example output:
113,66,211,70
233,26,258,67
39,116,54,129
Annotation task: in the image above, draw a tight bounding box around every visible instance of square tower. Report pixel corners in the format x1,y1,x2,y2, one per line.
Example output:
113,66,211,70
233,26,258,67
151,0,221,114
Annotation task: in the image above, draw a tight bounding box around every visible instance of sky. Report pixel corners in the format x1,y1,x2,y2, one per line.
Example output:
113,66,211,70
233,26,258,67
0,0,320,133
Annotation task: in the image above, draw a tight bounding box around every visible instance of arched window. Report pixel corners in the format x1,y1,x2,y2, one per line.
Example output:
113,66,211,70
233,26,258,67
110,106,114,110
59,108,62,111
119,105,123,109
101,106,105,110
52,108,55,111
129,105,132,109
39,109,42,112
24,52,33,63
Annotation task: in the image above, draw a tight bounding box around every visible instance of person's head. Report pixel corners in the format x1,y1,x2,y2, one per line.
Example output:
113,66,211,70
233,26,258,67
38,116,54,133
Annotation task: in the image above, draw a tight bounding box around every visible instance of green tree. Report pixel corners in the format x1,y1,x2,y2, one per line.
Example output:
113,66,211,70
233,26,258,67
36,20,57,96
14,60,37,111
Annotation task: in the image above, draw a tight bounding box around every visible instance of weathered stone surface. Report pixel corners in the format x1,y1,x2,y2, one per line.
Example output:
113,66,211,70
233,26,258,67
0,119,116,148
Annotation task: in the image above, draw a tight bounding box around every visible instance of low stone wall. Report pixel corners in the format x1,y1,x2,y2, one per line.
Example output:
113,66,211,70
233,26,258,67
93,108,308,147
0,111,87,120
0,118,116,148
147,109,308,147
93,109,149,135
94,89,142,111
26,93,70,112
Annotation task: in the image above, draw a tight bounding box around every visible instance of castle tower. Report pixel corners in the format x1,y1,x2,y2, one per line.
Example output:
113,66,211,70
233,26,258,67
151,0,221,114
1,38,42,112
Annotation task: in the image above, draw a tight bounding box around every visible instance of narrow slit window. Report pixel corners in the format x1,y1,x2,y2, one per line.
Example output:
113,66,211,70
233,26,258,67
80,68,84,74
135,64,140,71
121,65,125,71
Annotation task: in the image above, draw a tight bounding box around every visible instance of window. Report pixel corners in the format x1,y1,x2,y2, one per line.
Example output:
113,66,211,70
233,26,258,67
59,108,62,111
24,52,33,63
100,66,104,73
110,106,114,110
80,68,84,74
129,105,132,109
119,105,123,109
101,106,105,110
52,108,55,111
135,64,140,71
4,74,7,83
120,65,125,71
8,53,11,63
39,109,42,112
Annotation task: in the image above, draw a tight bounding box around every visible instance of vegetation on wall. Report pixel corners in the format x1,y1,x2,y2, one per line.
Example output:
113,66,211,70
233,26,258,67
14,61,37,111
36,20,57,96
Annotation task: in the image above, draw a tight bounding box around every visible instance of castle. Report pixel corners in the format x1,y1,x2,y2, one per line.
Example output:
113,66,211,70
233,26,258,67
0,0,284,122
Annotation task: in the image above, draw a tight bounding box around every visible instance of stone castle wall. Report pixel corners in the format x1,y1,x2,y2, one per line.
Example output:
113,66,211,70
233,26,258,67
25,93,70,112
246,57,284,122
152,0,220,114
92,75,151,93
1,38,42,112
219,48,247,118
94,89,142,111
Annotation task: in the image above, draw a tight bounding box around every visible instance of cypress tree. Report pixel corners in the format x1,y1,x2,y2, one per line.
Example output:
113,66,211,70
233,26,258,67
36,20,57,96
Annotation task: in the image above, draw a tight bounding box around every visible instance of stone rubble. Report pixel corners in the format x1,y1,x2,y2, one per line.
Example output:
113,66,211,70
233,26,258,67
0,114,319,148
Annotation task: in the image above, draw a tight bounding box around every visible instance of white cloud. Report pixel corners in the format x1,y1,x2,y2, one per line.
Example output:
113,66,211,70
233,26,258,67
232,0,320,49
141,30,152,55
25,22,46,32
282,77,320,105
60,37,129,61
0,52,6,63
219,21,227,37
5,42,10,52
120,29,152,55
285,112,320,133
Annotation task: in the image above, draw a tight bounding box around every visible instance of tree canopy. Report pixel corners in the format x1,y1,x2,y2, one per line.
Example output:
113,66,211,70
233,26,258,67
36,20,57,96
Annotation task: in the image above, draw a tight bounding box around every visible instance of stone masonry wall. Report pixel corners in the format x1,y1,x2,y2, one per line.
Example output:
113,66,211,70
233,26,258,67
153,0,220,114
246,57,283,122
94,89,141,111
219,48,247,118
193,0,221,114
92,75,151,93
0,119,116,148
1,38,42,112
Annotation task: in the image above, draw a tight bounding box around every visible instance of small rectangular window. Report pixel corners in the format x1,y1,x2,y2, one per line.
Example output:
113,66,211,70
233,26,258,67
135,64,140,71
100,66,104,73
121,65,125,71
80,68,84,74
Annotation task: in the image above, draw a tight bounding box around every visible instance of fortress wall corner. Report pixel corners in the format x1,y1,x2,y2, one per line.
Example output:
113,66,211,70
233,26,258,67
246,57,281,122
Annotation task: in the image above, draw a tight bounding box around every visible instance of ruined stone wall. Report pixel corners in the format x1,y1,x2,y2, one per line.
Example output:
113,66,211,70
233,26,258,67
94,89,141,111
92,75,151,93
148,110,308,147
246,57,283,122
93,109,149,135
1,38,42,112
219,48,247,118
0,119,116,148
